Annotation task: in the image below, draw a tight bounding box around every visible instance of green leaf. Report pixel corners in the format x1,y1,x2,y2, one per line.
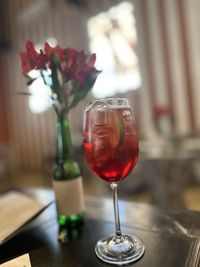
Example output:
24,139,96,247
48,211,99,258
51,59,62,104
67,80,79,97
67,77,97,112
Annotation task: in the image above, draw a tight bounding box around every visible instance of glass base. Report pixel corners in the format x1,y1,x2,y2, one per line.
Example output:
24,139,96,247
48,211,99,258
95,234,145,265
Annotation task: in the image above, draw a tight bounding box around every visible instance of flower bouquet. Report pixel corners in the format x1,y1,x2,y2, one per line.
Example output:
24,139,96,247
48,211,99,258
20,41,100,114
20,41,100,239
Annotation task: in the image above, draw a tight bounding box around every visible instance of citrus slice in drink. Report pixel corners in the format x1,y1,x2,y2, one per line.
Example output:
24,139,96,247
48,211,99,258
107,109,125,148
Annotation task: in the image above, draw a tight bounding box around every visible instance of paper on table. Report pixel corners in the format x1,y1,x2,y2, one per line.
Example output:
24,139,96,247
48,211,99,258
0,191,45,245
0,253,31,267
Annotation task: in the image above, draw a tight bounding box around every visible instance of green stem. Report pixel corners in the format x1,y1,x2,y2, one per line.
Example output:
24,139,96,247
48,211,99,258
40,70,47,85
51,57,62,104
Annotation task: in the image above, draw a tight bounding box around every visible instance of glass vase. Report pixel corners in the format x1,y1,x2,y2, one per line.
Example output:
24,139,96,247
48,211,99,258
52,114,84,241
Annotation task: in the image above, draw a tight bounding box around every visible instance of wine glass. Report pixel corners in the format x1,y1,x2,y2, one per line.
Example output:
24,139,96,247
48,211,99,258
83,97,145,265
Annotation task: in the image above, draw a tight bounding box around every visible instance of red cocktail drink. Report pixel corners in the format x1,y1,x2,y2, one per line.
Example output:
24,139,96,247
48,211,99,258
83,98,145,265
83,107,139,182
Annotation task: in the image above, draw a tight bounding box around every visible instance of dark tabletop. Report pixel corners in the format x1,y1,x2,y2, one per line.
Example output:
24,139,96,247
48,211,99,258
0,188,200,266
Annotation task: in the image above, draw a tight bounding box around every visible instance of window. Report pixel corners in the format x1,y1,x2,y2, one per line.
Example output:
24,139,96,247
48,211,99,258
87,1,141,98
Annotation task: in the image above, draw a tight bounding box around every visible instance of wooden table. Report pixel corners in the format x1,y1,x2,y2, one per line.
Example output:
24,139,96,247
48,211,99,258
0,188,200,266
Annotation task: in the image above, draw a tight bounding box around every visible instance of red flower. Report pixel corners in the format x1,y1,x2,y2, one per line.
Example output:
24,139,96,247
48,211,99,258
20,41,49,74
153,105,171,117
87,53,96,68
66,48,76,68
86,53,100,78
44,42,66,61
63,49,100,88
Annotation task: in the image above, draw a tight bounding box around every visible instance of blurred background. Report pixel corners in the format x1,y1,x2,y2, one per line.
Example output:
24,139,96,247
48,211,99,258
0,0,200,210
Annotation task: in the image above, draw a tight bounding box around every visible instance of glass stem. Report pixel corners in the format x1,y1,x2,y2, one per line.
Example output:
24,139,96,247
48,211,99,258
110,182,122,237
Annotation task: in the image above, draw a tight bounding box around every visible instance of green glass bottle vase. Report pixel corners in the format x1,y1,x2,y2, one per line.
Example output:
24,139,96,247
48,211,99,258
52,114,84,235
